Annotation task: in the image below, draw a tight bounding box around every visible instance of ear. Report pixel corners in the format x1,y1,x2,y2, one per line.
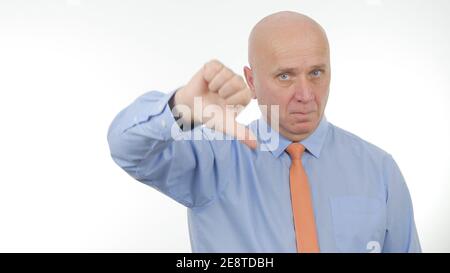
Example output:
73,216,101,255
243,66,257,99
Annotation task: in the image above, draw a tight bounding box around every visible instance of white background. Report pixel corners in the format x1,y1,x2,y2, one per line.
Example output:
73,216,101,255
0,0,449,252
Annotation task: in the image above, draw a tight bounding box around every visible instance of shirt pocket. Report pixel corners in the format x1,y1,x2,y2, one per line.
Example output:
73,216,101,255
330,196,387,253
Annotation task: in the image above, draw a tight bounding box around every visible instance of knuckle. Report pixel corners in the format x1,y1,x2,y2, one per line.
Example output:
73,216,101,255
223,67,233,79
204,59,223,73
207,59,222,67
235,74,244,82
230,74,241,87
234,75,247,90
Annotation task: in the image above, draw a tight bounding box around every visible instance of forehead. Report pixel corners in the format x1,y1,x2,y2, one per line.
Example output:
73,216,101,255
253,27,330,70
262,39,329,73
274,41,328,63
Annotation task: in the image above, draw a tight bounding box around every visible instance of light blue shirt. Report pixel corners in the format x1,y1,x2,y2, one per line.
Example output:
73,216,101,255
107,90,421,253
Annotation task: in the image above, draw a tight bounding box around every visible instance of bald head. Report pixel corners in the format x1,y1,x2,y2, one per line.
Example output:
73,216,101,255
248,11,329,70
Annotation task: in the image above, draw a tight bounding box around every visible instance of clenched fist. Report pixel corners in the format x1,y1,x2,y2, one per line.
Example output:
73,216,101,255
171,60,257,149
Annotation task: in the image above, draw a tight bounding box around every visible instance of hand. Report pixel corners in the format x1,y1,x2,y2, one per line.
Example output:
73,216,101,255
173,60,257,149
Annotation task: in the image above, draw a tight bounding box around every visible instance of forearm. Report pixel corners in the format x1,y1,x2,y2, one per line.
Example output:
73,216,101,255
107,89,219,208
107,90,182,174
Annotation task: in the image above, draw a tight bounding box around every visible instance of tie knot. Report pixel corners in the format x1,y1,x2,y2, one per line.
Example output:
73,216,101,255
286,143,305,160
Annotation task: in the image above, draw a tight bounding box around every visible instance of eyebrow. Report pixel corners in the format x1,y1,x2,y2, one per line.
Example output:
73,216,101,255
272,64,327,75
309,64,327,70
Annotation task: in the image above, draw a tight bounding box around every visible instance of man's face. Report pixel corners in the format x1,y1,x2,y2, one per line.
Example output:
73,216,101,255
245,30,331,142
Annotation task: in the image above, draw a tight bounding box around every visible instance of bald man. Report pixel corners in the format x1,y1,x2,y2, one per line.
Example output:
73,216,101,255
107,11,421,253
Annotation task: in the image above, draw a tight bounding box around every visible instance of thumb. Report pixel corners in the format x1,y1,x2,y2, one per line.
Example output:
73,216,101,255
233,122,258,150
202,104,258,149
220,108,258,150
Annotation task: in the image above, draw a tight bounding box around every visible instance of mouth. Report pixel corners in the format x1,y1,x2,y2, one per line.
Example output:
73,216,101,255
290,111,313,115
289,111,315,122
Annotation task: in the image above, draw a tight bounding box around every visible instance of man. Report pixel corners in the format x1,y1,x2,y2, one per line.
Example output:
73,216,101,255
107,11,421,252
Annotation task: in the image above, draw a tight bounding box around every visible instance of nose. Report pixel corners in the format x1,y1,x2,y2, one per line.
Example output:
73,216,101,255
292,79,314,103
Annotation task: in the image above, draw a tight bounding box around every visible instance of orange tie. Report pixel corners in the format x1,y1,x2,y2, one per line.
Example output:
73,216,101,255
286,143,320,253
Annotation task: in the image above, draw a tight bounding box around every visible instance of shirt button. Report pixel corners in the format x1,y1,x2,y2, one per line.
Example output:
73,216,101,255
161,120,166,128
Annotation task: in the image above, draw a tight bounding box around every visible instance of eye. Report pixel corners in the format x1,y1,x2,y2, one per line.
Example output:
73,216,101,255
310,69,323,78
278,73,290,81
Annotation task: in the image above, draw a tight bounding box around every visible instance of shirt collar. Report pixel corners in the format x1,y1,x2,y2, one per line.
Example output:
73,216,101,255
250,115,329,159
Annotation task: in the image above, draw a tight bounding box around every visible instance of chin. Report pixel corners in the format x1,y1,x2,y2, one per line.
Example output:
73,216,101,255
290,121,314,135
278,120,314,141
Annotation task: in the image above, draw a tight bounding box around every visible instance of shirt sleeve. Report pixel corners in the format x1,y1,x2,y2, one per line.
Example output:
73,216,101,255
382,154,422,253
107,90,225,208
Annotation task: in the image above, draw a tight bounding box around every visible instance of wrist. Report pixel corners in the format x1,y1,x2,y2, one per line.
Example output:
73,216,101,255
172,87,194,126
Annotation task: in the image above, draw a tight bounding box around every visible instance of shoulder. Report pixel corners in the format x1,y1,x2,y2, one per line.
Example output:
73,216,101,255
327,122,392,163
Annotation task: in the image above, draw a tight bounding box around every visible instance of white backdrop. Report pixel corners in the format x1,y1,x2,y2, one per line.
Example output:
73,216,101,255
0,0,449,252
